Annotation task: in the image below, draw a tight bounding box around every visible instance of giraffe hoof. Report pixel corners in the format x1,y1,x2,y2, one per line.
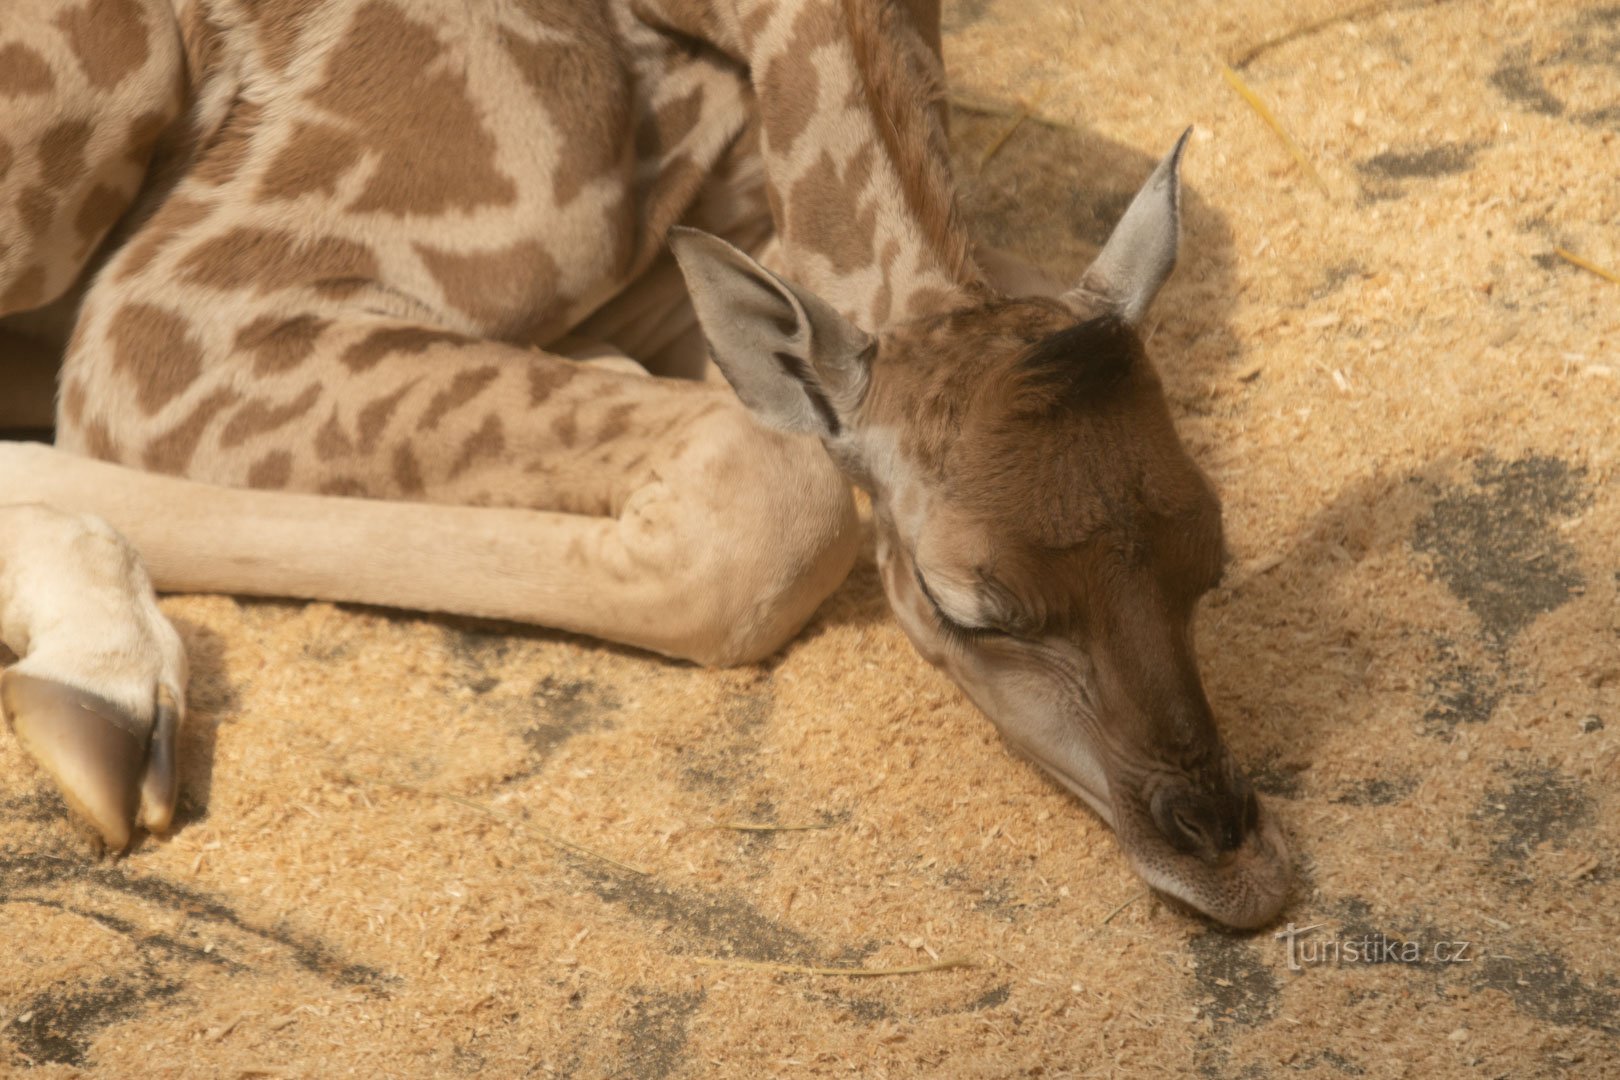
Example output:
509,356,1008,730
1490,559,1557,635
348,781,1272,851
1,670,165,850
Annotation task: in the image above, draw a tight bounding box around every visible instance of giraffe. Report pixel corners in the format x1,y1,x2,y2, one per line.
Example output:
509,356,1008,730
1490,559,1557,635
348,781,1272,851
0,0,1292,928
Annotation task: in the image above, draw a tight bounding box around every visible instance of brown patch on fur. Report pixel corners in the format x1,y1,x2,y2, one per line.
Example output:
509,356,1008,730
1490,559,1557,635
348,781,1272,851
357,381,419,451
415,240,560,337
419,366,500,432
787,147,877,275
73,183,127,249
39,120,94,190
117,196,210,280
247,449,294,489
759,3,840,156
318,477,369,497
527,359,579,404
107,303,207,416
0,137,12,180
448,414,506,479
54,0,152,90
504,9,630,207
191,99,263,187
19,186,55,240
142,388,242,474
550,410,579,447
392,442,424,495
258,122,362,202
178,227,379,295
637,84,707,160
310,1,516,215
233,313,330,375
0,44,54,95
739,0,780,49
593,402,637,446
315,408,352,461
81,417,121,462
339,326,472,374
219,384,322,448
0,266,46,313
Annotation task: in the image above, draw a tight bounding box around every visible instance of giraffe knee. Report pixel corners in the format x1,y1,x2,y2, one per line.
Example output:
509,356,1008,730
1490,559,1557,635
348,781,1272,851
674,411,861,666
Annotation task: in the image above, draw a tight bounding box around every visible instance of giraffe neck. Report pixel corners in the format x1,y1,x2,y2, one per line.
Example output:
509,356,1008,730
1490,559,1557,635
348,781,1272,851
735,0,981,331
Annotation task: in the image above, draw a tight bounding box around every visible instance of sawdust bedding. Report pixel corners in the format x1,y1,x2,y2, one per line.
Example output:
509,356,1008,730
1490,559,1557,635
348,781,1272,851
3,0,1617,1076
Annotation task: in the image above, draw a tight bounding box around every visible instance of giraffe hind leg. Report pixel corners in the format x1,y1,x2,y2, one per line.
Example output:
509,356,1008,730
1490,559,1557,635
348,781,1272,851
0,502,187,849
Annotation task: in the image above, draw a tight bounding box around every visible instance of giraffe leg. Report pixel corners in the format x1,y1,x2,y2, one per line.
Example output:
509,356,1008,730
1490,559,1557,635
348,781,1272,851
0,502,187,849
54,303,862,666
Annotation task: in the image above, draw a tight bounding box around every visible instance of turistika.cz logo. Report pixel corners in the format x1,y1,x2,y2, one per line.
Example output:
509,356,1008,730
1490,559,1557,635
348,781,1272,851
1273,922,1476,972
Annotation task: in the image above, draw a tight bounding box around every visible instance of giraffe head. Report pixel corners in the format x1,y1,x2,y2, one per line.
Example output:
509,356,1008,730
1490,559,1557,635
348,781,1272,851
672,133,1290,929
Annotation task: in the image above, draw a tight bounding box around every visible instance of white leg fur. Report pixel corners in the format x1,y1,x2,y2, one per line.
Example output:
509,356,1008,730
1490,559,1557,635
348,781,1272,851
0,502,187,848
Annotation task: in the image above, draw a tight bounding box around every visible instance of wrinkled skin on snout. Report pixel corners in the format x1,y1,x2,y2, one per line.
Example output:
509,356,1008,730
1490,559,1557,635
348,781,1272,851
673,133,1293,928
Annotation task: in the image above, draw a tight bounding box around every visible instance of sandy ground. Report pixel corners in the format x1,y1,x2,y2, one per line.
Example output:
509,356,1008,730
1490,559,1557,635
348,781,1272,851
3,0,1618,1076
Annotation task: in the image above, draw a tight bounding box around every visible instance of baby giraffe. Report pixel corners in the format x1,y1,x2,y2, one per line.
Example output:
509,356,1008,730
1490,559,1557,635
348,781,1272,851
0,0,1289,927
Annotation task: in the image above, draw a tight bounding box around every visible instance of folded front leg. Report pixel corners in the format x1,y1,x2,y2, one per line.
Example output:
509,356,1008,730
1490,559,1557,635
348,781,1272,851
0,503,187,849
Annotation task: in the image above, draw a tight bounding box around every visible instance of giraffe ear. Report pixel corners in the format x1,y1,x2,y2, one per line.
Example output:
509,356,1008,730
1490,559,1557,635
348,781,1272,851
1065,128,1190,326
670,227,874,439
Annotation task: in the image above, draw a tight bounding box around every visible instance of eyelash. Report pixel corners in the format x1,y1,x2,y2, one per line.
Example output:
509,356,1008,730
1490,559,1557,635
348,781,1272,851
914,569,997,644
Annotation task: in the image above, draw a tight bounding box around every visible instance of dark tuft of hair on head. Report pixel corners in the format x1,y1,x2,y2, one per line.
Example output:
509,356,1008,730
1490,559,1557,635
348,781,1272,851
1013,314,1143,411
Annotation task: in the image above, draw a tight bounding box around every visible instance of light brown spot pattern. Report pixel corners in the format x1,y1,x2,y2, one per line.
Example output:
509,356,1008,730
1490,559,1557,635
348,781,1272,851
415,240,559,335
38,121,93,189
339,326,472,373
759,4,839,156
19,186,54,240
503,11,630,207
787,147,878,275
233,314,330,375
117,196,211,281
219,384,322,448
107,303,206,416
0,44,54,95
0,266,46,313
392,442,424,494
54,0,152,90
309,2,515,215
142,388,241,474
528,360,579,405
448,414,506,479
419,366,499,431
357,380,419,450
258,122,361,202
178,228,379,296
74,183,127,249
247,450,294,489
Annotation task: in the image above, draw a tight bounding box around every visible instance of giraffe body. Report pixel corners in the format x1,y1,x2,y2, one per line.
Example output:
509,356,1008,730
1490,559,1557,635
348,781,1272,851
0,0,1293,927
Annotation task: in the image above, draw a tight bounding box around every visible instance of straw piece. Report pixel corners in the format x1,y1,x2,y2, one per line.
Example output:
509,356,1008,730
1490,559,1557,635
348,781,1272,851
1101,889,1148,925
362,777,650,876
692,956,975,977
1219,63,1330,197
1556,248,1620,286
977,88,1053,171
705,820,835,832
1231,0,1457,69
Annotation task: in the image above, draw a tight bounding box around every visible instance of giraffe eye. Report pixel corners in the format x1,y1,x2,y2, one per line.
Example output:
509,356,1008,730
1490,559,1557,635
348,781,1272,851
913,568,996,641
